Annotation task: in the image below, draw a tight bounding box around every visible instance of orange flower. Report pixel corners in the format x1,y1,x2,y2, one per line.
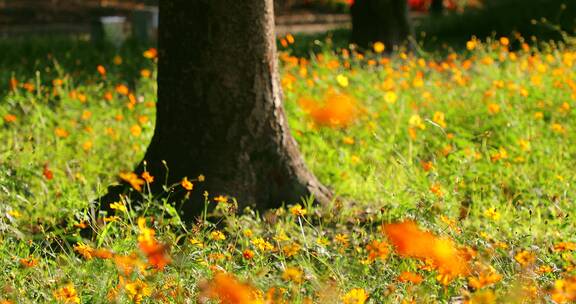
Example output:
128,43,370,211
93,248,114,259
9,77,18,91
115,84,129,96
384,221,470,278
181,177,193,191
242,249,255,260
420,161,434,172
299,91,358,128
140,69,151,78
398,271,423,284
468,268,502,290
366,240,389,262
53,283,80,304
200,273,261,304
141,171,154,183
550,276,576,303
214,195,228,203
554,242,576,252
114,253,141,276
514,250,536,267
55,128,69,138
137,218,171,270
74,242,95,259
43,163,54,180
3,114,16,123
487,103,500,114
104,91,113,101
143,48,158,59
282,267,304,284
97,65,106,76
119,172,145,192
19,256,38,268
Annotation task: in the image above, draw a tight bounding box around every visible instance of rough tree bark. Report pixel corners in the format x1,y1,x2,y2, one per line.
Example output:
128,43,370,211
350,0,412,50
97,0,332,219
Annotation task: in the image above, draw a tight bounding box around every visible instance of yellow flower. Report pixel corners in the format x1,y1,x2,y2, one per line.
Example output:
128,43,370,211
343,136,355,145
282,243,301,257
243,229,253,238
109,202,127,212
130,125,142,137
81,140,93,151
282,267,303,284
336,74,349,88
181,177,193,191
499,37,510,47
432,111,446,128
466,39,477,51
137,217,155,245
335,233,350,247
487,103,500,114
103,216,120,223
125,279,152,304
189,238,205,248
551,123,566,134
210,230,226,241
409,114,426,130
518,139,531,152
290,204,307,217
214,195,228,203
514,250,536,267
468,290,496,304
113,55,123,65
286,33,295,44
384,91,397,104
483,207,500,221
342,288,369,304
373,41,385,53
53,283,80,304
7,210,21,218
252,237,274,252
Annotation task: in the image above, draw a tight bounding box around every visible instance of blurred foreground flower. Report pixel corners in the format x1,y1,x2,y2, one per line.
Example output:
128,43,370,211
199,273,262,304
299,90,358,128
384,221,470,283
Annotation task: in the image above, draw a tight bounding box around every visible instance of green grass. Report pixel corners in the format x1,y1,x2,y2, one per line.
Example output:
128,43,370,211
2,35,576,303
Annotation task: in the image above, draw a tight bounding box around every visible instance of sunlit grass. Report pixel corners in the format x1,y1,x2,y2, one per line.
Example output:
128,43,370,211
1,35,576,303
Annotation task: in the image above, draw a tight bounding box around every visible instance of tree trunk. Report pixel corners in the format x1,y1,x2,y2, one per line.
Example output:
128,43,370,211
97,0,331,220
430,0,443,15
350,0,412,50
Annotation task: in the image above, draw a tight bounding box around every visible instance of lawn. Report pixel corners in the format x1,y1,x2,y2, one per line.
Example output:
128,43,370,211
1,34,576,303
